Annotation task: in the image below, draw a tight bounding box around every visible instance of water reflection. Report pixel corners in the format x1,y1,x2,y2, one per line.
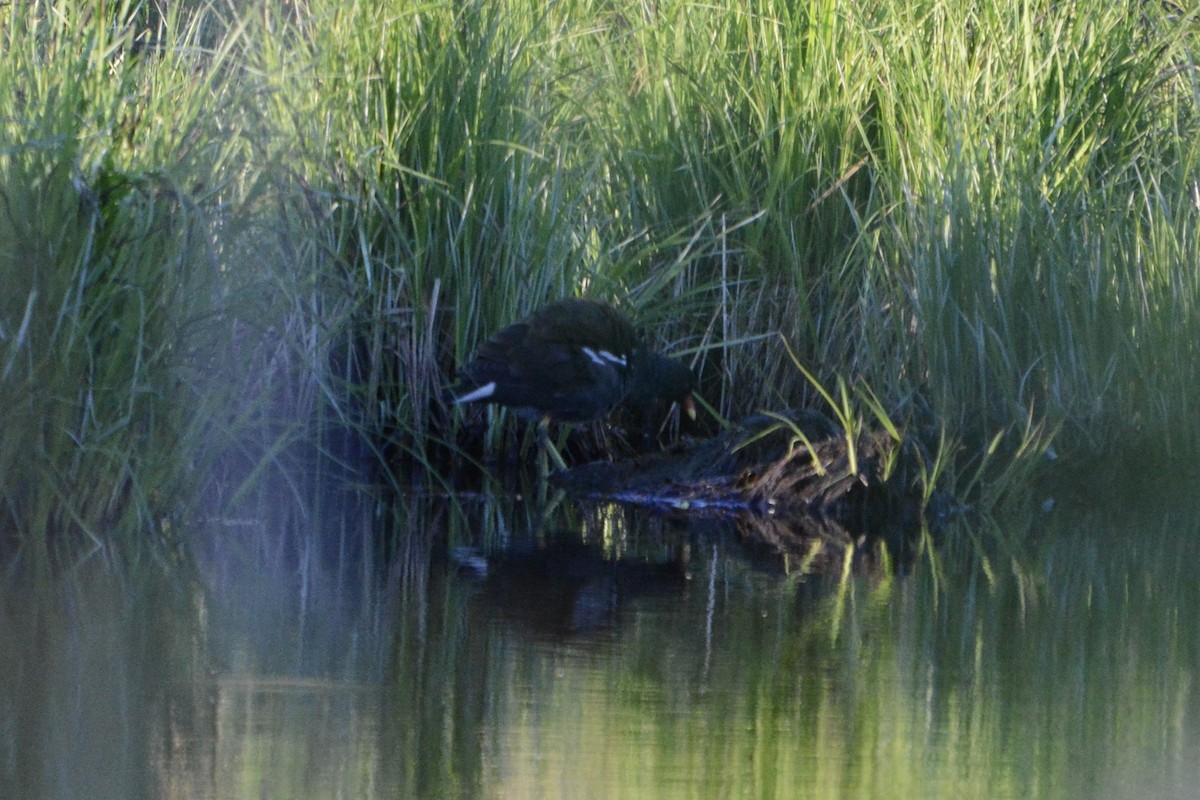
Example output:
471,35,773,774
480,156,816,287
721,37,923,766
3,483,1200,799
461,537,690,636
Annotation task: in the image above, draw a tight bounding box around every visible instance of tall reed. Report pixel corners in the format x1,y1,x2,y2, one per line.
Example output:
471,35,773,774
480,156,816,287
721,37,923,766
0,2,253,566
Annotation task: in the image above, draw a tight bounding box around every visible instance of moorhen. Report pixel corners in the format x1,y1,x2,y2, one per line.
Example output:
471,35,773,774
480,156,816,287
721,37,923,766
453,298,696,470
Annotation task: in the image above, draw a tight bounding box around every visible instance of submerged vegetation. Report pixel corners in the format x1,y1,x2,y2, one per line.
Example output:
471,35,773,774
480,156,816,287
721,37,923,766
1,0,1198,562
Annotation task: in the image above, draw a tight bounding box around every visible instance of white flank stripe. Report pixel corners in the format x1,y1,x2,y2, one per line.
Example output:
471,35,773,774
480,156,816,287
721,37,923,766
454,382,496,404
581,347,606,366
598,350,627,367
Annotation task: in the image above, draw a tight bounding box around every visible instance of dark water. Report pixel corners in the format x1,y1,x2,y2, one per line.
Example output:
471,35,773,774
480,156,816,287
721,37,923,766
3,481,1199,799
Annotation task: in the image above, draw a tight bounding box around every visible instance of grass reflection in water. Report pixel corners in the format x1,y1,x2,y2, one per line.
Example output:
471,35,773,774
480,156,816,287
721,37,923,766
3,487,1199,800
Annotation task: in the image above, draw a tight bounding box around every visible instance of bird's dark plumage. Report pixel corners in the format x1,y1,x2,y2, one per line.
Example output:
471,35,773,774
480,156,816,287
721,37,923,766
453,299,695,423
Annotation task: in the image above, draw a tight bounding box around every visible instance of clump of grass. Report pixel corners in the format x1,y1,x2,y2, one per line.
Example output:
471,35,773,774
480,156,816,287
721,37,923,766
4,0,1200,567
568,0,1200,466
883,0,1200,460
251,0,1198,502
0,2,255,568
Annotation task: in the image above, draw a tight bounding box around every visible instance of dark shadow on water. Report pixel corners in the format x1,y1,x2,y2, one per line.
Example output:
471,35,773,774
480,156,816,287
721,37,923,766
459,532,695,639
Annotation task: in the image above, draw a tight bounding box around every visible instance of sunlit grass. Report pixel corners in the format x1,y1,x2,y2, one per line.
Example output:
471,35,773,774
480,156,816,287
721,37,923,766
2,0,1198,564
0,2,246,569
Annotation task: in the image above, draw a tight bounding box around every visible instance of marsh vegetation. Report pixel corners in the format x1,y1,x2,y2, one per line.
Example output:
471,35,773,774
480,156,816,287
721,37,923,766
1,0,1197,546
3,3,1200,796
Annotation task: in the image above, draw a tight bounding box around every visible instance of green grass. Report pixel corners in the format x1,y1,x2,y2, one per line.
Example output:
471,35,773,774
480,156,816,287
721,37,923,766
1,0,1198,561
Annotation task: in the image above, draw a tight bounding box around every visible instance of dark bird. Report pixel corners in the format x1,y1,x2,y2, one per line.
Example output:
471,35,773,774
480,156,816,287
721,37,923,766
453,298,696,469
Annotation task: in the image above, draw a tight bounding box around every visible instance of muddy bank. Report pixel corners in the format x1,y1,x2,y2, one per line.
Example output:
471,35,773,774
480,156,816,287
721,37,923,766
550,410,947,572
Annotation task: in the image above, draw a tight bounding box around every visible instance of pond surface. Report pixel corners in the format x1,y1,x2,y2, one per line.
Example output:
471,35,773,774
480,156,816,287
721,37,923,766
3,479,1199,800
